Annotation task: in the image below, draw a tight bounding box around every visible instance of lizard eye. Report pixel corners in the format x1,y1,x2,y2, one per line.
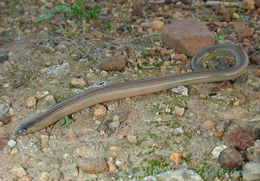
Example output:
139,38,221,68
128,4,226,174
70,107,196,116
15,125,28,135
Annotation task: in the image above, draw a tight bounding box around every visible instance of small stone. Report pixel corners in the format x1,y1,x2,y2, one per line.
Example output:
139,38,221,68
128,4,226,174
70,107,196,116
0,133,8,150
104,101,118,111
36,91,50,99
40,134,49,148
70,77,86,88
39,172,49,181
225,124,256,151
108,146,123,158
0,99,10,115
171,86,188,96
170,153,182,164
0,115,11,125
101,70,109,77
93,104,107,118
160,48,167,56
256,69,260,76
45,61,52,67
212,145,227,159
44,95,55,102
175,106,184,116
26,96,37,109
146,154,163,161
10,165,27,178
150,20,165,31
173,54,188,62
10,147,19,155
253,140,260,162
18,176,32,181
203,120,216,130
111,112,128,123
242,162,260,181
7,139,16,148
99,55,126,71
218,147,243,169
127,133,137,144
77,158,108,174
157,169,202,181
213,131,224,138
107,161,116,172
233,22,253,38
241,0,255,10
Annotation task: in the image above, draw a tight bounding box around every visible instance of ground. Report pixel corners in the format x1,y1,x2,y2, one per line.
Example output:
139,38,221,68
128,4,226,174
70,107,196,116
0,0,259,180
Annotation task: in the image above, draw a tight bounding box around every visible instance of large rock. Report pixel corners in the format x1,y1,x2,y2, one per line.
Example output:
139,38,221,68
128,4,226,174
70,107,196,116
162,18,214,56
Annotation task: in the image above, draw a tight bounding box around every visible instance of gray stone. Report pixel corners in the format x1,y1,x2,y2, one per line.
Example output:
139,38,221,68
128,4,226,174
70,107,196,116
243,162,260,181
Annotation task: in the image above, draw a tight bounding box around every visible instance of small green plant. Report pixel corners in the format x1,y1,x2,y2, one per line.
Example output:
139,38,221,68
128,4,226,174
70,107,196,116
48,98,73,126
214,33,224,43
236,7,246,13
34,0,100,32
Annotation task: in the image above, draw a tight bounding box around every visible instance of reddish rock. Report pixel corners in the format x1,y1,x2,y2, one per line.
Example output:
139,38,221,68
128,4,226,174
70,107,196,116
150,20,165,31
241,0,255,10
218,147,244,169
233,22,253,38
250,53,260,65
225,124,256,151
77,158,108,174
162,18,214,56
99,55,126,71
0,133,8,150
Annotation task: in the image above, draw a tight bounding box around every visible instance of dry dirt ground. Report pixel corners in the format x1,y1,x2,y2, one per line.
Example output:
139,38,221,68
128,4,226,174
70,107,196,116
0,0,259,180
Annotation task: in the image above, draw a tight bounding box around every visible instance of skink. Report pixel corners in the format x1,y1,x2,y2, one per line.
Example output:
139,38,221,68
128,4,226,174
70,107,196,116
15,44,249,135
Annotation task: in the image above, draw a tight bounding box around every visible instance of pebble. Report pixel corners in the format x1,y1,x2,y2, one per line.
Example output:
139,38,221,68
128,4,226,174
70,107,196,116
70,77,86,88
10,147,19,155
225,124,256,151
171,86,188,96
202,120,216,130
170,153,182,164
26,96,37,109
146,154,163,161
0,133,8,150
107,161,116,172
7,139,16,148
104,101,118,111
253,140,260,162
0,98,10,115
39,172,49,181
241,0,255,10
36,91,50,99
150,20,165,31
173,54,188,62
157,169,202,181
212,145,227,159
101,70,109,77
93,104,107,118
99,55,126,71
10,165,27,178
175,106,185,116
18,176,32,181
218,147,243,169
242,162,260,181
127,133,137,144
111,112,128,123
77,158,108,174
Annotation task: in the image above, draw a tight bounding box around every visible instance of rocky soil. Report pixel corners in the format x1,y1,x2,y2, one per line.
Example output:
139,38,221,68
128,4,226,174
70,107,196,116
0,0,259,180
